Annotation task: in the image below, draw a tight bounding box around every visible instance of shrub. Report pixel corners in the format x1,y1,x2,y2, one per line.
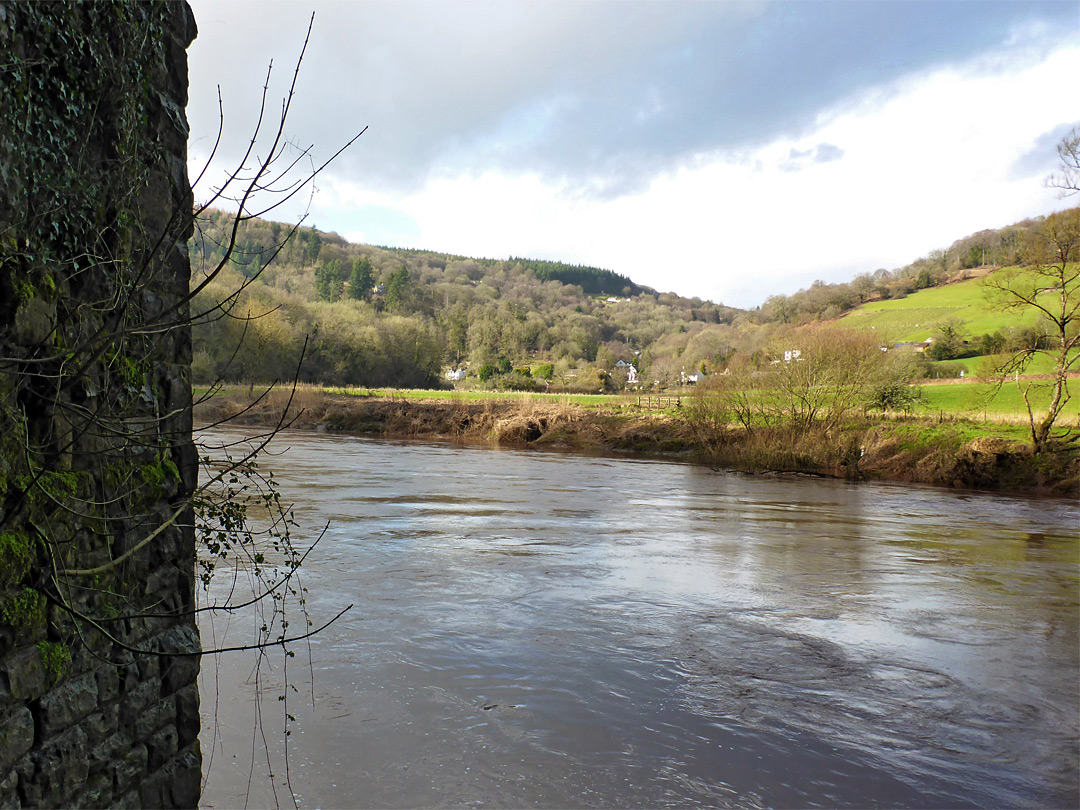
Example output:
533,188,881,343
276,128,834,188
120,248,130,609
498,372,543,392
865,380,925,413
926,361,966,379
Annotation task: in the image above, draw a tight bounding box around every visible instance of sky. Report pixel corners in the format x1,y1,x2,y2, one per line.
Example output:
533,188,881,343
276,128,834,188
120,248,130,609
185,0,1080,309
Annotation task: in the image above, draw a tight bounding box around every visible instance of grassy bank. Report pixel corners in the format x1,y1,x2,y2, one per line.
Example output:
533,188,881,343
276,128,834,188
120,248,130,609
195,386,1079,496
918,379,1080,422
693,418,1076,494
198,384,620,407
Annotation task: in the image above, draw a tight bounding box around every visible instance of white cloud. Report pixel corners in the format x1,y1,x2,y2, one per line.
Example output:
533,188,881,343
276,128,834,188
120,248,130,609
191,20,1080,309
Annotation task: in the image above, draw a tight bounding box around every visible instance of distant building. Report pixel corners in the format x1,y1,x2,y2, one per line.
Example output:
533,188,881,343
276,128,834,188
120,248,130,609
445,368,466,381
892,340,933,353
615,360,639,384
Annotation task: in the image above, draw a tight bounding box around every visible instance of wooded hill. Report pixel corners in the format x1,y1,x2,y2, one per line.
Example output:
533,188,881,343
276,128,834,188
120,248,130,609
189,208,740,389
189,207,1069,390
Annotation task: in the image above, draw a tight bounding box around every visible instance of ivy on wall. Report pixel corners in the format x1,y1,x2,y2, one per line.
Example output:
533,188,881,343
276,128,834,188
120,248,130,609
0,0,193,679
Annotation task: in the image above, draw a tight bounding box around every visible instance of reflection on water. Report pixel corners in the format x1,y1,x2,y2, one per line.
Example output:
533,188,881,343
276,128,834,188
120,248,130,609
199,431,1079,809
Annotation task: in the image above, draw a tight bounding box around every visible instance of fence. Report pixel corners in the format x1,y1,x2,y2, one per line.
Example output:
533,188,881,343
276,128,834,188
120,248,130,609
636,395,682,410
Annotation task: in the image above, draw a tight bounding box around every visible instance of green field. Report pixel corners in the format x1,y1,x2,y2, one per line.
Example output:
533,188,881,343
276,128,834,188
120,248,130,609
917,379,1080,422
927,352,1072,377
839,270,1041,343
201,377,1080,426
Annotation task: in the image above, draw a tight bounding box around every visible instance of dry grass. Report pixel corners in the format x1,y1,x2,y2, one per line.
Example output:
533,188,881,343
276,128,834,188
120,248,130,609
194,386,1079,494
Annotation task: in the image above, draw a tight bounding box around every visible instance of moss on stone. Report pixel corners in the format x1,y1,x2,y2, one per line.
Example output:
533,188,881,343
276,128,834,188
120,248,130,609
0,531,33,590
35,640,70,685
0,587,45,633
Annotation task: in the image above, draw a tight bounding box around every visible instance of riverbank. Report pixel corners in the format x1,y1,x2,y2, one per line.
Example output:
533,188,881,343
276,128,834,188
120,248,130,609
195,388,1080,496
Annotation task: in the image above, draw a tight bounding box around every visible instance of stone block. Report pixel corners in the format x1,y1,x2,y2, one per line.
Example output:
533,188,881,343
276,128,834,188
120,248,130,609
174,682,200,746
88,731,129,777
95,665,120,703
119,679,158,730
81,712,109,746
137,767,167,810
25,726,88,808
0,768,18,810
100,701,118,730
11,760,32,797
135,695,175,740
157,625,200,694
144,569,179,611
119,661,142,694
2,647,46,702
140,744,201,810
73,770,113,810
175,442,198,493
113,742,147,796
166,746,202,808
0,708,33,777
136,651,160,683
38,672,98,737
146,724,178,770
13,298,55,346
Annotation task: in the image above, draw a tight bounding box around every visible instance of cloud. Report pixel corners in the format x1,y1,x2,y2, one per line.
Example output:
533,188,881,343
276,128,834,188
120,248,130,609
780,142,846,172
319,42,1080,307
185,2,1080,309
186,0,1078,199
1008,122,1080,181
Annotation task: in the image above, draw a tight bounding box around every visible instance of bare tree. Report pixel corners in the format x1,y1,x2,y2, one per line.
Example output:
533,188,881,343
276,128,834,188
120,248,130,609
984,205,1080,453
2,8,361,806
1048,127,1079,196
766,328,885,433
689,327,892,448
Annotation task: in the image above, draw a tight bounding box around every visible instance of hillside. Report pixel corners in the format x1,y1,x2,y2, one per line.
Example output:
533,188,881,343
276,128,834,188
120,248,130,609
838,271,1044,343
190,207,1074,390
189,209,743,390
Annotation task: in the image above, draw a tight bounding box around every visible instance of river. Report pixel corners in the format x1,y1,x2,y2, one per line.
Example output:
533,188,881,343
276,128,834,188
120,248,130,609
197,431,1078,809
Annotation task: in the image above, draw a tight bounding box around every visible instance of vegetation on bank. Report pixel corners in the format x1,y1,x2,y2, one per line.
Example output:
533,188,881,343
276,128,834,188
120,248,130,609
195,385,1078,495
198,203,1080,486
191,133,1079,475
201,377,1080,422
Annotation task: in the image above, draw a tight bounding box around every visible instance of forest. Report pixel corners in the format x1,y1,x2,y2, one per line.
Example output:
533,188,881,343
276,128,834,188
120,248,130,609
189,206,1067,393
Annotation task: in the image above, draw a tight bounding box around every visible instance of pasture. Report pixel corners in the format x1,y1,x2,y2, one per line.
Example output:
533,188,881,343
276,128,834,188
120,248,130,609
839,270,1043,343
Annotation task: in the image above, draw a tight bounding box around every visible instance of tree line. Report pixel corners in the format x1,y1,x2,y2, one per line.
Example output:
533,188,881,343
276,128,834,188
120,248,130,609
188,209,742,389
189,200,1076,409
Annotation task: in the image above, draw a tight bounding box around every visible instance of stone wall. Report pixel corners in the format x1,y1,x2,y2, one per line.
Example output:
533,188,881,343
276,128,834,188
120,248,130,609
0,3,200,807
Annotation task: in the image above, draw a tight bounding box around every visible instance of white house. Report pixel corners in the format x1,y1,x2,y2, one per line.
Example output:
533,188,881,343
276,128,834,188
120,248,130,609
445,368,466,381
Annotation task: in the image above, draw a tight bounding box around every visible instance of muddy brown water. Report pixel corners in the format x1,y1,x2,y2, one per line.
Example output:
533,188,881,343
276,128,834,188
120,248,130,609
197,431,1078,809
